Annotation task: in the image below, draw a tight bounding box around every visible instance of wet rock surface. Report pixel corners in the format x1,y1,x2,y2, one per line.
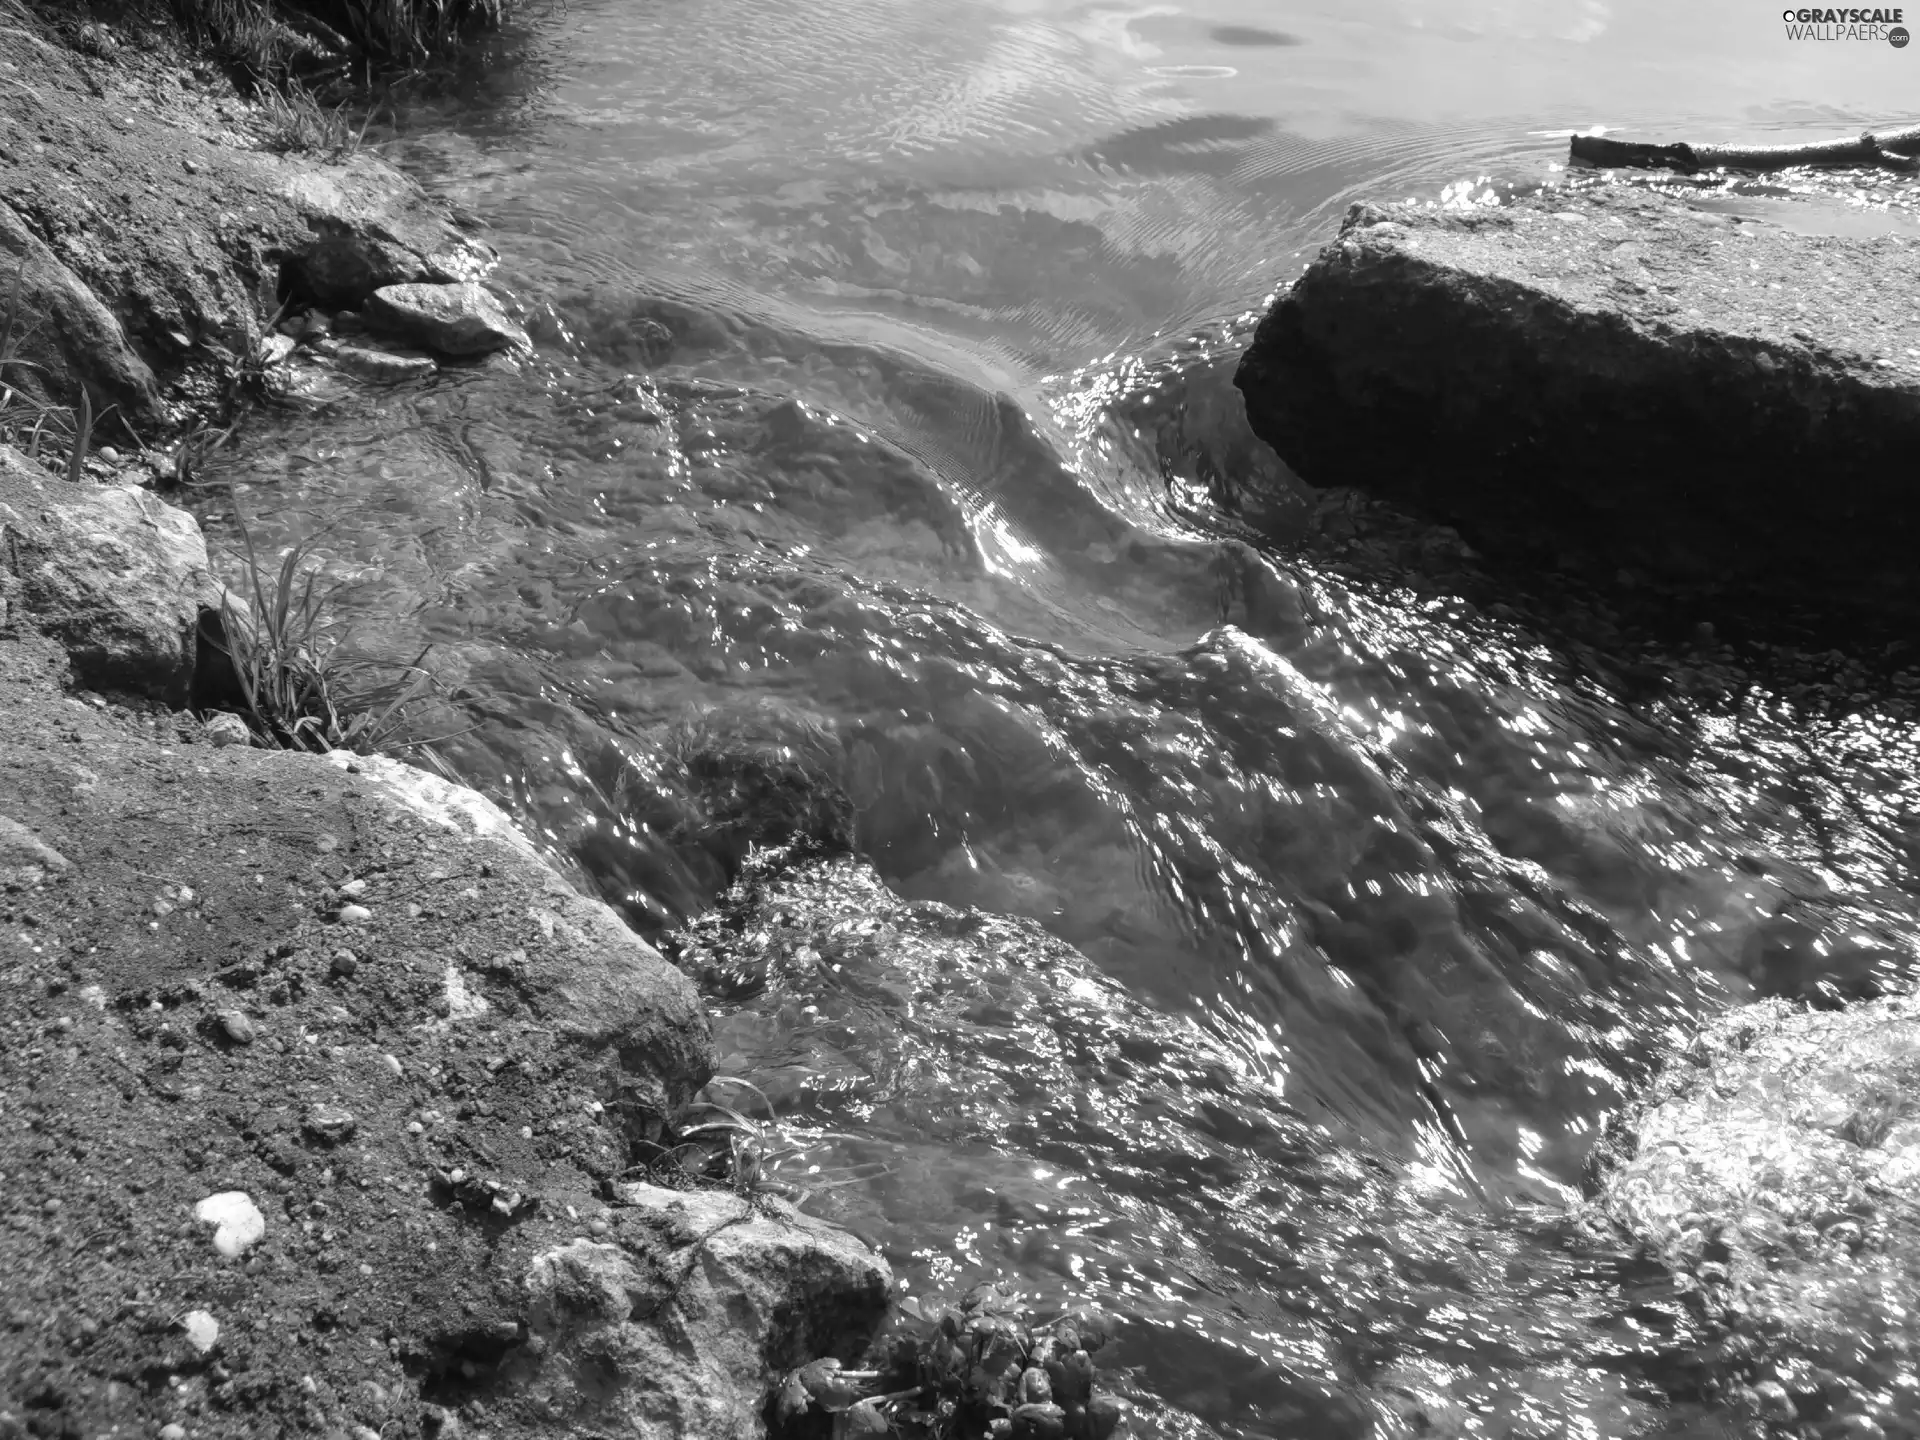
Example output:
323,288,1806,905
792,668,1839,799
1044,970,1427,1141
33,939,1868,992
1232,182,1920,645
524,1187,890,1437
0,6,491,426
1593,996,1920,1436
0,395,893,1439
0,621,727,1438
364,281,530,357
0,444,221,701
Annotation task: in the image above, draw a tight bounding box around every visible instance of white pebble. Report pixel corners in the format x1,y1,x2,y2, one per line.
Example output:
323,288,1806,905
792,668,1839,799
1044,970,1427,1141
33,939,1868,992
338,903,372,924
158,1425,187,1440
382,1054,403,1076
193,1191,265,1258
182,1309,219,1354
339,878,368,898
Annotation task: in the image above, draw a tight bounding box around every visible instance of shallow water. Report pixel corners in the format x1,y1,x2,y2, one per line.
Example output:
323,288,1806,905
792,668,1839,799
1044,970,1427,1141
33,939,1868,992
199,1,1920,1433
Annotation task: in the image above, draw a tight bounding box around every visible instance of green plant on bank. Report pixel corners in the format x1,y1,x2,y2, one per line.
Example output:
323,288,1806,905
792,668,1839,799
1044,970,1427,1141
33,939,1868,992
630,1075,892,1206
255,75,377,158
170,0,516,71
0,257,114,479
210,512,449,755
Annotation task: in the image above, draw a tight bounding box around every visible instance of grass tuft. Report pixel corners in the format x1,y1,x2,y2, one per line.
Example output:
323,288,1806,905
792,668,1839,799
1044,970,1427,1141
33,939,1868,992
628,1075,892,1206
0,256,96,479
171,0,515,72
255,76,375,158
208,509,450,755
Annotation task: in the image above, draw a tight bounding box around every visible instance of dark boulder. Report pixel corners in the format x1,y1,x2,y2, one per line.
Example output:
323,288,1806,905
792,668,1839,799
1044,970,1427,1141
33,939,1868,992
1232,185,1920,642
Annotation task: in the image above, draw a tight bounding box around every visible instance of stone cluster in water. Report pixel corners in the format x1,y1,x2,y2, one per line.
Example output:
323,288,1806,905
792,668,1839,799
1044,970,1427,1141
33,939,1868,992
773,1282,1127,1440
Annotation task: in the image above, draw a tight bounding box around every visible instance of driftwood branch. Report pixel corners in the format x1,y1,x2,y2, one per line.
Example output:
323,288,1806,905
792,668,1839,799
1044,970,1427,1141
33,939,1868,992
1571,121,1920,174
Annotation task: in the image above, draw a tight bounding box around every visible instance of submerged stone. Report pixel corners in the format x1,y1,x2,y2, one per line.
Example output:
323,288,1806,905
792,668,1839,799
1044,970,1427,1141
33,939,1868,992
1232,184,1920,640
364,281,530,357
1593,994,1920,1433
330,344,436,383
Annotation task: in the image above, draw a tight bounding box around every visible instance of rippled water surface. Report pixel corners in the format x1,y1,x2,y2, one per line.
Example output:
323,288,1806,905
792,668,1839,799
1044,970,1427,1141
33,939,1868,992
201,1,1920,1433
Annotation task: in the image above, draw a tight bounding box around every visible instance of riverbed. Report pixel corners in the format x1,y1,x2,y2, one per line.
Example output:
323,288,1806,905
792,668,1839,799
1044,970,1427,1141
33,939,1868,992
189,1,1920,1433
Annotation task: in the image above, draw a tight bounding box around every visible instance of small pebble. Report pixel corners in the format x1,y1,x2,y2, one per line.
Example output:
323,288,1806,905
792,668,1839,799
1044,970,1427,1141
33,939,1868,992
182,1309,219,1355
304,1104,357,1145
588,1217,609,1237
193,1191,265,1258
339,878,368,899
203,712,250,748
1749,1380,1797,1423
218,1010,255,1045
337,903,372,924
159,1426,187,1440
95,445,122,465
330,950,358,979
381,1053,403,1077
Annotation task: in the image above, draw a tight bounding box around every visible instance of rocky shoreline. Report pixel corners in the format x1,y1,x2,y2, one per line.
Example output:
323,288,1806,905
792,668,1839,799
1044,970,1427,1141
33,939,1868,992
0,7,895,1439
4,4,1920,1438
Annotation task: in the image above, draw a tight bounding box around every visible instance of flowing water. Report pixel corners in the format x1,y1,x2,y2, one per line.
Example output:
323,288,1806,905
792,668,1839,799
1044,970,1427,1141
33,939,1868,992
197,1,1920,1433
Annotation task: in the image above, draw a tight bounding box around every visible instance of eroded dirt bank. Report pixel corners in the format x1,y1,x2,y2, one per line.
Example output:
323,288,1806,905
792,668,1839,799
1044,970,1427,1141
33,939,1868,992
0,0,497,447
0,612,889,1440
1,5,893,1438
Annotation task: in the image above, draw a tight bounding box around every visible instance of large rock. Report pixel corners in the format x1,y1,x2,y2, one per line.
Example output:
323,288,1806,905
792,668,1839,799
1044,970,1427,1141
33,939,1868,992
0,13,492,421
365,280,530,356
325,750,714,1129
0,444,220,700
1232,185,1920,638
0,632,731,1440
0,201,167,425
1594,995,1920,1435
278,155,494,309
522,1188,891,1438
0,813,71,888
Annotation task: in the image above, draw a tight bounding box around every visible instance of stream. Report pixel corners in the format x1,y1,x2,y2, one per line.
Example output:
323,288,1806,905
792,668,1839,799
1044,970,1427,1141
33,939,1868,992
192,1,1920,1434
